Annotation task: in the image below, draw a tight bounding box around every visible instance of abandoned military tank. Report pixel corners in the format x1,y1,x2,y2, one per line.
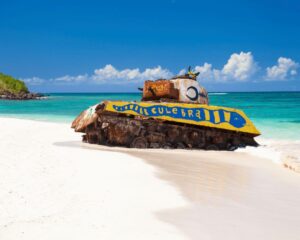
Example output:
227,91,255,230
72,67,260,150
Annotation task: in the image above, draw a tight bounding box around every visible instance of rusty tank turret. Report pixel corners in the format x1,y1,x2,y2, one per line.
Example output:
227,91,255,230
72,67,260,150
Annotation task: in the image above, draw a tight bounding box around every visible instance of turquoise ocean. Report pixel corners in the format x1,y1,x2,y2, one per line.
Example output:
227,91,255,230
0,92,300,141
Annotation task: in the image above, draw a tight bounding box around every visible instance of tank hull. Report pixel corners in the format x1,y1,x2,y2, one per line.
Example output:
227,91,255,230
72,101,260,150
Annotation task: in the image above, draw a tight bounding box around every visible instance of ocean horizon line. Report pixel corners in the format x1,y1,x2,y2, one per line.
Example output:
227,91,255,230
35,90,300,94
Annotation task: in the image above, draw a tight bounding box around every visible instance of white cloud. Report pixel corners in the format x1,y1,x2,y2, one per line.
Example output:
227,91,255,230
22,74,88,86
54,74,88,83
222,52,258,81
92,64,172,84
178,69,186,75
22,65,172,86
142,66,172,80
266,57,298,81
195,52,258,82
195,63,219,81
21,54,299,87
22,77,45,85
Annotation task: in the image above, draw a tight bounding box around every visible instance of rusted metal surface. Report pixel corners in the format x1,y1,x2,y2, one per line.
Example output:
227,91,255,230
142,78,208,104
103,101,260,136
71,100,258,150
71,104,99,132
142,80,179,100
170,78,209,104
76,110,258,150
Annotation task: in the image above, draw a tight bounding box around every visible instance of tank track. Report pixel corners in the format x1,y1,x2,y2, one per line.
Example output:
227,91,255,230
82,112,258,151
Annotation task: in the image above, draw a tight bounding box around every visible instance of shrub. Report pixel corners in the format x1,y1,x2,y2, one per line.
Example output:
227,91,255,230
0,72,29,94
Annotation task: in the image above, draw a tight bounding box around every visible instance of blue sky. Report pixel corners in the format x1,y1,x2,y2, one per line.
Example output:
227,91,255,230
1,0,300,92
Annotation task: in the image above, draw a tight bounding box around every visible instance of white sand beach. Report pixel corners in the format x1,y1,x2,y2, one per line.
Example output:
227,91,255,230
1,117,300,240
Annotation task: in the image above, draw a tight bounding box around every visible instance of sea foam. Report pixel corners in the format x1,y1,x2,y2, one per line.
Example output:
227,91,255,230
238,137,300,172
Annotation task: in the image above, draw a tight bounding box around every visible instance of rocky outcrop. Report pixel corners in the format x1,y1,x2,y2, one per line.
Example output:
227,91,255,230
0,91,45,100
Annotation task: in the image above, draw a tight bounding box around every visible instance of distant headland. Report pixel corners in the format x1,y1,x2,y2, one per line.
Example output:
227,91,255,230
0,72,44,100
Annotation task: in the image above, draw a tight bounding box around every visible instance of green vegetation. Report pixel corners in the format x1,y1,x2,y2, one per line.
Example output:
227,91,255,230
0,72,29,95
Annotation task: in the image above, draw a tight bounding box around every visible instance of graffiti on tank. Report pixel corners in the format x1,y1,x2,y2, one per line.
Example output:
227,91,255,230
112,103,246,128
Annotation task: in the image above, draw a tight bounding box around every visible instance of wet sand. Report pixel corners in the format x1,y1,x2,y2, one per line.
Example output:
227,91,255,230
1,117,300,240
130,150,300,240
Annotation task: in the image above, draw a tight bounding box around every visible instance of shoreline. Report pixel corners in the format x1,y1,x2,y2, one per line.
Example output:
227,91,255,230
1,115,299,172
1,117,300,239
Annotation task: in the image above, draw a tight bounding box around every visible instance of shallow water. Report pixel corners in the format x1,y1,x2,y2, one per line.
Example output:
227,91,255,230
0,92,299,140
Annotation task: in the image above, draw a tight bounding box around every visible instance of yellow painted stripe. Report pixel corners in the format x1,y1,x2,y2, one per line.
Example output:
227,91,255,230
204,109,210,121
224,111,230,122
213,111,220,123
104,101,261,136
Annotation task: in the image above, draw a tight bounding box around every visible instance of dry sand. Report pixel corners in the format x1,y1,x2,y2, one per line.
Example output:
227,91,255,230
0,118,300,240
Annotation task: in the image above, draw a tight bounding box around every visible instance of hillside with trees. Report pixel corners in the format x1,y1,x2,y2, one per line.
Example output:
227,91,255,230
0,72,43,100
